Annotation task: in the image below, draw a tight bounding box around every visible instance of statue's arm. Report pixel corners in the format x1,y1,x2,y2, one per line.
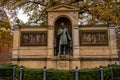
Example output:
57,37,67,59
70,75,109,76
57,29,63,36
66,29,71,40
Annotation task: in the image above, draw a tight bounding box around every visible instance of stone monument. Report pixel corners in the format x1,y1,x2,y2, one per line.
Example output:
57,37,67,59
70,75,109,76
12,2,119,70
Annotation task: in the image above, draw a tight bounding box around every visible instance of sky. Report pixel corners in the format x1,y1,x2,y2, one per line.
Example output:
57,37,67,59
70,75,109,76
17,9,29,23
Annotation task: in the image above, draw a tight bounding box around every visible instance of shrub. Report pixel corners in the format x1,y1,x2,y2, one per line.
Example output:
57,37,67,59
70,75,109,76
0,63,120,80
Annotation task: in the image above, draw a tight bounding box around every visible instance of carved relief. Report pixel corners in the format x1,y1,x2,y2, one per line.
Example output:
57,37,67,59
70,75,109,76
71,12,77,19
80,30,108,46
20,31,47,46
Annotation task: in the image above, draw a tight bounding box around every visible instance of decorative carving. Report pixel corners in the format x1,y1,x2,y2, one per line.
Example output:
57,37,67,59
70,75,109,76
20,31,47,46
49,14,54,19
80,30,108,46
71,12,77,19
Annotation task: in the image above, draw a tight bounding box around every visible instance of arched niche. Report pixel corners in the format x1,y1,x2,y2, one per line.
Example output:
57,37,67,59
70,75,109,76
54,17,72,56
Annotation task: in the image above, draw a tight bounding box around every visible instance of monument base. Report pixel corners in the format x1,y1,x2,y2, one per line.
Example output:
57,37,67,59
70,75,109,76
12,55,118,70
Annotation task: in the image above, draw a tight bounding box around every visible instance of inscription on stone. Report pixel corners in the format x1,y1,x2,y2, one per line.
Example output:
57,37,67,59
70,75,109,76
57,61,69,70
59,62,67,67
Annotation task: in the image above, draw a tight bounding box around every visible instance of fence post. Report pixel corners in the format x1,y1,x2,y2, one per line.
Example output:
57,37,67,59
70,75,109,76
20,66,23,80
43,67,46,80
75,66,79,80
100,65,104,80
13,65,16,80
109,65,113,80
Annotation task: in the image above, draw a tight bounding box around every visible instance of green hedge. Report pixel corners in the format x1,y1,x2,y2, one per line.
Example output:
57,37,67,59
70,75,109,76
46,69,74,80
0,63,14,80
0,64,120,80
22,68,43,80
0,68,13,77
79,70,100,80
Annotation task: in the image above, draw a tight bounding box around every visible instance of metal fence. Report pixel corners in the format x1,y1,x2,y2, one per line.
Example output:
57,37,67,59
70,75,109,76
0,64,120,80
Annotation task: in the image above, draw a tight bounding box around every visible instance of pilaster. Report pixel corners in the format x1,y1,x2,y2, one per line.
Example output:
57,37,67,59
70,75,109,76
72,25,80,57
108,26,118,61
12,25,21,64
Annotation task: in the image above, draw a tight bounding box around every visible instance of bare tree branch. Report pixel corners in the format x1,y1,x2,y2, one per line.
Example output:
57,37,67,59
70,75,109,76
26,0,46,6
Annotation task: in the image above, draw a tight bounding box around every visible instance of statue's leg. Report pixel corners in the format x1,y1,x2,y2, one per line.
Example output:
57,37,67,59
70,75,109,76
66,45,68,55
63,45,65,55
61,45,64,55
58,44,61,56
63,45,67,55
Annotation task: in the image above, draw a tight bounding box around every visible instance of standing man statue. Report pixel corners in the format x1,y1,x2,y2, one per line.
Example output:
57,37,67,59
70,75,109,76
57,23,71,56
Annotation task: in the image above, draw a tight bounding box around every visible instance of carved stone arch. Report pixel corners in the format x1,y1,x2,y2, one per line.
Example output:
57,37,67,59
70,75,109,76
54,15,72,37
53,15,73,26
54,16,73,56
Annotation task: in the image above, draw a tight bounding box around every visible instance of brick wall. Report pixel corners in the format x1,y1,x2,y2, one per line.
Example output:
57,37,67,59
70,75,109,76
0,45,12,62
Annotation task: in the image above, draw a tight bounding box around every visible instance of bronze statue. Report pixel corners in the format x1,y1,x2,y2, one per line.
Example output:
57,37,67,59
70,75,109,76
56,23,71,56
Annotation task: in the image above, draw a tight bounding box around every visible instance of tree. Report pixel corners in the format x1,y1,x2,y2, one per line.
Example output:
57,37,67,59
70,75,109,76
0,9,11,29
0,0,120,26
0,8,12,47
0,30,13,47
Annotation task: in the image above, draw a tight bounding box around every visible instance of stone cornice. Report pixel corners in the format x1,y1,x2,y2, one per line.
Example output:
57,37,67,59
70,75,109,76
79,24,108,27
47,4,79,12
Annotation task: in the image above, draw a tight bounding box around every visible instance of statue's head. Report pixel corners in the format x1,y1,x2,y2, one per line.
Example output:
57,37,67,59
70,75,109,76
60,22,65,28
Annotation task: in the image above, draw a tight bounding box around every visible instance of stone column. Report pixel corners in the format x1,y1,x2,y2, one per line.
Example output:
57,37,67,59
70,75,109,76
12,25,20,65
47,26,54,57
72,24,80,69
108,26,118,63
72,25,80,57
46,25,55,69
